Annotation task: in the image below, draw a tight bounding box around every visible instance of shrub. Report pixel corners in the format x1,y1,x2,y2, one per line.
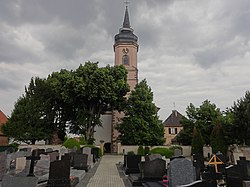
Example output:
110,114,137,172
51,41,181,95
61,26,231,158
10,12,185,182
169,145,182,152
127,151,135,156
191,127,204,156
79,136,86,145
149,147,174,158
144,146,150,155
137,145,145,156
63,138,80,150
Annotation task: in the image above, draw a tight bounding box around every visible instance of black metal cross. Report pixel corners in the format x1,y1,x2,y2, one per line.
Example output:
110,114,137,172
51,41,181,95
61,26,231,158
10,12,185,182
26,149,41,177
124,0,130,7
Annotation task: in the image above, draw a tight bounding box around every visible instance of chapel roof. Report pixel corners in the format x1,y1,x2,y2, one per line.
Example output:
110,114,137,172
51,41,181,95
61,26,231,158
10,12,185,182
163,110,184,127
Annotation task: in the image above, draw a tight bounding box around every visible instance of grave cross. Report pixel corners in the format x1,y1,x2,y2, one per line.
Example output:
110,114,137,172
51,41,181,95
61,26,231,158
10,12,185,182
26,149,41,177
208,154,224,173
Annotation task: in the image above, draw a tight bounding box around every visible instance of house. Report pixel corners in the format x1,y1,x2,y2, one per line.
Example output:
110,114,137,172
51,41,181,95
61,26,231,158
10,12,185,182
0,110,9,145
163,110,184,145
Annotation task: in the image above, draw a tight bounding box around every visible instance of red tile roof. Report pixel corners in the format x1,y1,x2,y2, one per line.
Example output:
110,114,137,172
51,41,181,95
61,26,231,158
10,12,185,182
0,110,8,135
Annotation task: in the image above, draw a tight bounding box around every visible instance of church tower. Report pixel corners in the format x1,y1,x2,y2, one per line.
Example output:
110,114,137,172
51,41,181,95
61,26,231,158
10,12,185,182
111,5,139,152
114,5,139,90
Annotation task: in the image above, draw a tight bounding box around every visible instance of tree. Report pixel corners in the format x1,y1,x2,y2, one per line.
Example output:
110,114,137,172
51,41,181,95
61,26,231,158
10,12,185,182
231,91,250,145
65,62,130,144
210,123,228,155
116,79,165,146
177,100,222,145
2,77,54,144
191,127,204,156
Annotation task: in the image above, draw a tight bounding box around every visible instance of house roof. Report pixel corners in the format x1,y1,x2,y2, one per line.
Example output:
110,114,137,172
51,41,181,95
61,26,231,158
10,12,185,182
163,110,184,127
0,110,8,135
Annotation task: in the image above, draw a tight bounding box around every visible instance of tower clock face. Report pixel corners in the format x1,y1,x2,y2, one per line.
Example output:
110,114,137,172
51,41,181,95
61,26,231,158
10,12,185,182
122,48,129,54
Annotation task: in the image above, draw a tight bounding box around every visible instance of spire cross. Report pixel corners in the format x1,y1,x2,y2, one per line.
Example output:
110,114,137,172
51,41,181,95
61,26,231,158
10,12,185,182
124,0,130,7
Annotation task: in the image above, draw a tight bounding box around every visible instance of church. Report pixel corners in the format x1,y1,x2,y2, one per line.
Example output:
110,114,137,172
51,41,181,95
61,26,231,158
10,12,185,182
94,5,139,153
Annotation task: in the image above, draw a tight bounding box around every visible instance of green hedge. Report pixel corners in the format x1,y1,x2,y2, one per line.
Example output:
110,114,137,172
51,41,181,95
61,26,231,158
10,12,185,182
63,138,80,150
149,147,174,158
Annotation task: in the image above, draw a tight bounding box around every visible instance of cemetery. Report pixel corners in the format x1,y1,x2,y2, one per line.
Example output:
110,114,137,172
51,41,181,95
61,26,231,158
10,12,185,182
0,145,102,187
117,146,250,187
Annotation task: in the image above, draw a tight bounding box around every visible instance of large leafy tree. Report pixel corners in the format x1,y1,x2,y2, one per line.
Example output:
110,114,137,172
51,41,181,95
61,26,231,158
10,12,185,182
65,62,130,143
116,79,165,146
177,100,222,145
231,91,250,145
2,77,54,144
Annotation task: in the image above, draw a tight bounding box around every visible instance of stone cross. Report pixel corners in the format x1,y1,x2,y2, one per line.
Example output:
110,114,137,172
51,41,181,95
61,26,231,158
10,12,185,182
26,149,41,177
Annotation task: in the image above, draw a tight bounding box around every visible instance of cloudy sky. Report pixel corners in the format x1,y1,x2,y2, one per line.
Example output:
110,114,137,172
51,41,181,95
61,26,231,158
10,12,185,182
1,0,250,120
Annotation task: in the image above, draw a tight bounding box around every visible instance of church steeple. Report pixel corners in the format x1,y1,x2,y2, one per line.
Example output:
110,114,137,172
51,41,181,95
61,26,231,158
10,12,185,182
123,6,130,28
114,5,137,44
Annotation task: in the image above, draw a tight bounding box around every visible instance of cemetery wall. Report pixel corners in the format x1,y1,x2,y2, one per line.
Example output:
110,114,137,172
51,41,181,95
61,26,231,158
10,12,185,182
19,144,63,151
118,145,192,157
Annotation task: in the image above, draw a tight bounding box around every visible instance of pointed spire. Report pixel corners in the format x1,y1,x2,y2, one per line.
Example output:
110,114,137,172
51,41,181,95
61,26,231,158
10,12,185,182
123,5,130,28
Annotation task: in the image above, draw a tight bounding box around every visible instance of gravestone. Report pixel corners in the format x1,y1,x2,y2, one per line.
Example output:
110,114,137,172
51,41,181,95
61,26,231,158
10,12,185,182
34,154,50,176
141,158,166,179
26,149,41,177
82,147,92,166
59,146,68,158
15,157,26,173
0,152,7,180
225,165,242,187
237,158,250,181
2,175,38,187
148,154,162,161
73,154,90,172
46,159,71,187
174,149,182,157
192,154,205,180
46,151,59,162
46,148,53,152
128,158,166,186
125,155,142,174
168,157,195,187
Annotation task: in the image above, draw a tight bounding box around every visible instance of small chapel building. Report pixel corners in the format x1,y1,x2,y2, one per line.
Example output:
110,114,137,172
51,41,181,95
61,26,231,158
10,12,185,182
163,110,184,145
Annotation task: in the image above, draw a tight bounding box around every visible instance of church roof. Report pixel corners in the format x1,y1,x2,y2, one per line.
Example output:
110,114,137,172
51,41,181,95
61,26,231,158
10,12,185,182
114,5,138,44
123,6,130,28
163,110,184,127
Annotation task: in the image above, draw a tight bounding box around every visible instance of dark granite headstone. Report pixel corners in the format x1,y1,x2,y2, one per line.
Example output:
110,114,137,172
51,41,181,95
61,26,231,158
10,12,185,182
128,158,166,187
192,154,205,180
46,159,71,187
141,158,166,180
225,165,242,187
73,154,90,172
168,157,195,187
237,159,250,180
125,155,142,174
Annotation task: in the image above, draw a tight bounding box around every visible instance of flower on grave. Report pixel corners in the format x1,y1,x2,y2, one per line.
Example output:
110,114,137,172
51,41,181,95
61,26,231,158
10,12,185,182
69,176,76,181
162,175,168,187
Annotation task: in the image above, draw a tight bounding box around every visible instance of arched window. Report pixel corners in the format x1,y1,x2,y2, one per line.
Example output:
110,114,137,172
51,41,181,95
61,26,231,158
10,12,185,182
122,55,129,65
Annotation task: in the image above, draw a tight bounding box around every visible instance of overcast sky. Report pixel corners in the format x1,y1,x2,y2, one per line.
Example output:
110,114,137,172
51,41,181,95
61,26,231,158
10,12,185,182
1,0,250,120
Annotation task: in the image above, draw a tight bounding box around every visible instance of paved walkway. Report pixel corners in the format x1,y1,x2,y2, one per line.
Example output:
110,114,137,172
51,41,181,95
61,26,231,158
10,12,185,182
85,155,125,187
